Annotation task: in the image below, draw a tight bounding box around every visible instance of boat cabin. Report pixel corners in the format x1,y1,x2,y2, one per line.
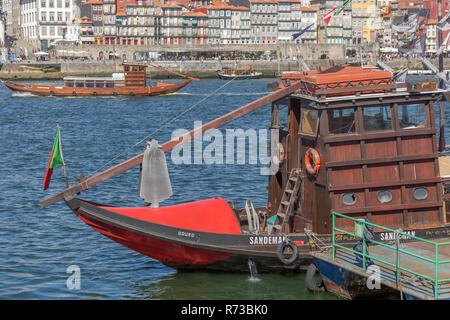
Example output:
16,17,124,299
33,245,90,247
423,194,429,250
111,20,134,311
63,63,147,89
268,65,446,235
220,66,256,76
64,76,121,89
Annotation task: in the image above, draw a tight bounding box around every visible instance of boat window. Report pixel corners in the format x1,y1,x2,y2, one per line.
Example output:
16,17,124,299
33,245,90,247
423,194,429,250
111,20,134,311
342,193,357,205
300,108,319,136
377,190,393,203
363,105,392,132
95,81,104,88
398,104,427,129
75,81,84,88
413,187,428,200
65,80,74,87
105,81,114,88
327,108,356,134
85,80,94,88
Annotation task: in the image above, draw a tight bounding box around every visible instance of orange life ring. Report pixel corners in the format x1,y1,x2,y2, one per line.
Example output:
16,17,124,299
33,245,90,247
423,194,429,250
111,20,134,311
305,148,321,176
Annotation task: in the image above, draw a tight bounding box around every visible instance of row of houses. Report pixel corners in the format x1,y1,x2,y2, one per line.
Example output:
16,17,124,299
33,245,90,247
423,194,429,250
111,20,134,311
1,0,449,54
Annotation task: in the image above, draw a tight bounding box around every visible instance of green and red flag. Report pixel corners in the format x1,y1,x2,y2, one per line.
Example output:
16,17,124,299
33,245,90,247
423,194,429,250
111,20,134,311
43,125,65,190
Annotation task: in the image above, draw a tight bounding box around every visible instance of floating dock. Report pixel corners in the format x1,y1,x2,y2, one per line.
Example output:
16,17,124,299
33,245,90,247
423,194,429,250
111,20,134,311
311,212,450,300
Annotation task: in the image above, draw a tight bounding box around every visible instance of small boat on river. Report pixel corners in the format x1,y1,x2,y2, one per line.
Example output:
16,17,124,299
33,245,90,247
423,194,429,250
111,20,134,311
217,65,262,80
3,63,193,97
41,64,450,273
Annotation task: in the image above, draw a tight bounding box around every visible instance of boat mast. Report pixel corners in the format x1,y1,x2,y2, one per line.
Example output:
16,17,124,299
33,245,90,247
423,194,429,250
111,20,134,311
40,82,302,208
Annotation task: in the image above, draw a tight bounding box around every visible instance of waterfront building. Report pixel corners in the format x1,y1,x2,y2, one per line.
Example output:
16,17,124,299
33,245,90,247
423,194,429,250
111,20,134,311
120,1,155,46
205,1,249,45
425,18,437,54
237,6,251,44
379,4,393,48
250,0,278,44
278,3,317,44
103,0,117,44
351,0,377,44
342,7,352,45
17,0,75,51
154,1,187,45
20,0,39,48
181,11,208,45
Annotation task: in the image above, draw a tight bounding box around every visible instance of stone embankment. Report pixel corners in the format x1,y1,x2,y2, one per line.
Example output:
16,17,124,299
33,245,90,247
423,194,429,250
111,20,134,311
0,57,448,80
0,59,343,80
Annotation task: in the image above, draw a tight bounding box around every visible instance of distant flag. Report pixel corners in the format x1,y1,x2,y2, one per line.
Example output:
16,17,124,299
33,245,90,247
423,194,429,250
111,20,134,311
437,10,450,31
292,23,314,41
323,8,336,25
335,0,352,16
43,123,65,190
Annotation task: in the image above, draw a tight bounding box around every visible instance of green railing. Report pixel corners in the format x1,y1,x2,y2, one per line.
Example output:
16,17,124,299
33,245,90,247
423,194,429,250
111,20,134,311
332,211,450,299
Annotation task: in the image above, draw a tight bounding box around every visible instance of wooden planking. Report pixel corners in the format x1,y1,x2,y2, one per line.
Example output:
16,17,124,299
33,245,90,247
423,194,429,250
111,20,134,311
405,208,442,228
401,134,433,156
365,163,399,183
365,138,397,159
331,165,363,186
328,141,361,162
403,160,436,181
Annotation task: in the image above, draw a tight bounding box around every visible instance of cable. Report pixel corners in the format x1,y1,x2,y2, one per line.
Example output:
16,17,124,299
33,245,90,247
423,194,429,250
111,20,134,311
89,69,256,176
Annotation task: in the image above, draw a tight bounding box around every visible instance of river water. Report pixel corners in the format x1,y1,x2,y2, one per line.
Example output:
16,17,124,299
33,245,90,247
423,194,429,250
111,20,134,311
0,76,447,300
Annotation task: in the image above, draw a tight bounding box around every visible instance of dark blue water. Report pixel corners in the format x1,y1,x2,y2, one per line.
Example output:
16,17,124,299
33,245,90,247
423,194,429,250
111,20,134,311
0,76,447,299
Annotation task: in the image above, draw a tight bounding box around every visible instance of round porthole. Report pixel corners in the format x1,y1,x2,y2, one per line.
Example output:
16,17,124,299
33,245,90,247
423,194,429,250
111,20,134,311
413,187,428,200
377,190,392,203
342,193,357,205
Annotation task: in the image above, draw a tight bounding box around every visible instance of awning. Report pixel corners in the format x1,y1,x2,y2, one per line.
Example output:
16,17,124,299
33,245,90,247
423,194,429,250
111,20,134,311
34,51,48,56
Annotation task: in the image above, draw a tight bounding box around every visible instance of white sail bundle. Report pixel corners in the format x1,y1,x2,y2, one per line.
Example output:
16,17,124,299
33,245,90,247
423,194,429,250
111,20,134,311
138,140,173,206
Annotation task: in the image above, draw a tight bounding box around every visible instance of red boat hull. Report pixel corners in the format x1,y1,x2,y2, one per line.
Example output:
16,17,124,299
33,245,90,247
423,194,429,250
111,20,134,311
3,79,192,97
66,197,310,272
74,210,236,267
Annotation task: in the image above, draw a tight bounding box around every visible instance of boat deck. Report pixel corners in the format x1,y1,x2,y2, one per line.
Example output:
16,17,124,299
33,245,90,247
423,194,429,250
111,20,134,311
313,237,450,299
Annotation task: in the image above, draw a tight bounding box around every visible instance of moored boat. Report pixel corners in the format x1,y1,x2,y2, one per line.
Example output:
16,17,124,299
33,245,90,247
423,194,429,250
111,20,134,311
41,64,450,273
3,63,193,97
217,65,262,80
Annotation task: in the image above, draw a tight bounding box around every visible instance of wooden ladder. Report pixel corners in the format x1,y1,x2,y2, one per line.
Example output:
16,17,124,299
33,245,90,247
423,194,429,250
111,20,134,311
270,168,302,235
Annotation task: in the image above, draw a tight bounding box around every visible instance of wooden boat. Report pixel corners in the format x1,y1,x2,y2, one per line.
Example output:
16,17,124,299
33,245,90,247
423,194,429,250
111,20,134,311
3,63,193,97
217,65,262,80
41,64,450,273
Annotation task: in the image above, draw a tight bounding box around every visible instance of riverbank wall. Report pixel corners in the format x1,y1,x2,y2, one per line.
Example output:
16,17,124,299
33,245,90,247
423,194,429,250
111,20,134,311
0,57,449,80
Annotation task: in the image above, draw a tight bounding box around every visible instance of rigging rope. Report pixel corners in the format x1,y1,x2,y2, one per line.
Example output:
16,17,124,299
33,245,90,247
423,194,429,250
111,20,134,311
89,70,262,177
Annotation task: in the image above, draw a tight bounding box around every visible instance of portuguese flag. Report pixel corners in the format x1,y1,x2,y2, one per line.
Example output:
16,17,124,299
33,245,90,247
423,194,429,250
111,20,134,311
43,125,65,190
